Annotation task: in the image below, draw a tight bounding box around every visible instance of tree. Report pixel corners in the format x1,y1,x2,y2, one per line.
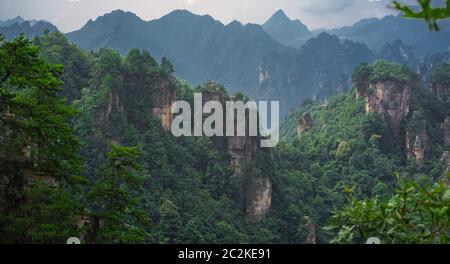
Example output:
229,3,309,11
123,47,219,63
0,35,83,243
0,34,81,180
89,144,149,243
393,0,450,31
4,181,80,244
160,57,174,74
326,174,450,244
158,199,182,244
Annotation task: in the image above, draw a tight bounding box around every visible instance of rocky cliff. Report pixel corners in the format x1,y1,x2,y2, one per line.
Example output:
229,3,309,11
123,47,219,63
150,78,177,132
444,118,450,147
297,112,312,136
406,130,429,161
357,80,411,134
196,82,272,221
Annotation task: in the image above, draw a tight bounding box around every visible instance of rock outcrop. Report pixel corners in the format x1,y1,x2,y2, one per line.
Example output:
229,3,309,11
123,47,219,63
431,81,449,100
303,216,317,244
94,90,121,129
444,118,450,147
357,80,411,134
150,79,177,132
196,82,272,221
406,130,429,161
245,177,272,221
297,112,312,136
441,151,450,186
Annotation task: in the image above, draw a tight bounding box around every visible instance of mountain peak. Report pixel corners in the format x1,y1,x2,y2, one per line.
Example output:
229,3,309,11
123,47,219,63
164,9,196,18
0,16,26,27
270,9,290,21
86,9,143,27
263,10,313,48
274,9,287,17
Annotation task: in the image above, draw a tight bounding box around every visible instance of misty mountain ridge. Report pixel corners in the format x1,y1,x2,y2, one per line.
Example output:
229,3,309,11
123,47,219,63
1,9,450,117
262,9,314,48
67,9,290,94
0,16,58,39
326,14,450,57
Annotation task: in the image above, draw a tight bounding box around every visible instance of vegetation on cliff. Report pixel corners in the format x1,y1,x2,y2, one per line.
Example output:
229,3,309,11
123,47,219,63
0,32,449,244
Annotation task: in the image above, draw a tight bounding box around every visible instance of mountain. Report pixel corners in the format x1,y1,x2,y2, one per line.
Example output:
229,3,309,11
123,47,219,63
66,10,380,117
253,33,376,116
262,9,314,48
0,16,25,27
326,15,450,57
67,9,289,94
0,17,58,40
378,39,419,69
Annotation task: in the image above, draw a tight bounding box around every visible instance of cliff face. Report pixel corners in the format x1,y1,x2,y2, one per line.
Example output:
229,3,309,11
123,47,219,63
150,79,177,132
431,82,449,99
93,75,177,135
406,130,429,161
357,80,411,134
303,216,317,244
94,90,121,129
441,151,450,186
197,82,272,221
297,112,312,136
444,118,450,147
245,176,272,221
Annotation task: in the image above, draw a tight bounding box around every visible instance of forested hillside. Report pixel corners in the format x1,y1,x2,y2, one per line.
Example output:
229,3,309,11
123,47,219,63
0,31,448,244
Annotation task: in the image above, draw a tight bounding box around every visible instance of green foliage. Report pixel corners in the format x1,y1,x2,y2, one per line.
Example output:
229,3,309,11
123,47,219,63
89,144,149,243
326,174,450,244
4,181,80,244
158,199,182,244
35,31,91,101
0,34,82,179
2,33,448,245
431,63,450,87
369,60,414,84
393,0,450,31
160,57,174,74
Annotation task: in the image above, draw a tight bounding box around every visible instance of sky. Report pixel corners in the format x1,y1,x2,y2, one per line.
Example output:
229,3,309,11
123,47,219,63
0,0,417,32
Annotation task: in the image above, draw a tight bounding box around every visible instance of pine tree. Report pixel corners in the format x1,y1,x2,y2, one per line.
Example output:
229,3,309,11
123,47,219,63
89,144,149,243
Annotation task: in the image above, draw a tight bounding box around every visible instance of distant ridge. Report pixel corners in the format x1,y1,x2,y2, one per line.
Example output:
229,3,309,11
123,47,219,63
262,9,314,48
66,9,289,94
0,17,58,39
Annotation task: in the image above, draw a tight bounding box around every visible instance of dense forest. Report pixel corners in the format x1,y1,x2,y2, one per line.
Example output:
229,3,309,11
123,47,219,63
0,23,449,243
0,1,450,244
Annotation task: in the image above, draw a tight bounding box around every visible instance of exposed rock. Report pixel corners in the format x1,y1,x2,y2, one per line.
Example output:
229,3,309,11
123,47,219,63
198,82,272,221
431,82,449,99
441,151,450,186
297,112,312,136
94,90,120,129
444,118,450,147
228,136,259,175
150,79,177,132
358,81,411,134
245,177,272,221
406,128,430,162
303,216,317,244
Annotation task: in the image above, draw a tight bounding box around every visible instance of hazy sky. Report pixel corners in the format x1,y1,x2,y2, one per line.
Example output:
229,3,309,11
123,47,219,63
0,0,415,32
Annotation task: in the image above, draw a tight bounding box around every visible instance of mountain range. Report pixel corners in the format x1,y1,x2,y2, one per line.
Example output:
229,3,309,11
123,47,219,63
1,9,450,116
325,14,450,57
262,9,314,48
66,9,289,96
0,16,57,39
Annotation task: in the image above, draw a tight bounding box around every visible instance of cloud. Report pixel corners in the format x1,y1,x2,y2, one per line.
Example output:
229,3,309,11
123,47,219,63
185,0,198,6
299,0,354,15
